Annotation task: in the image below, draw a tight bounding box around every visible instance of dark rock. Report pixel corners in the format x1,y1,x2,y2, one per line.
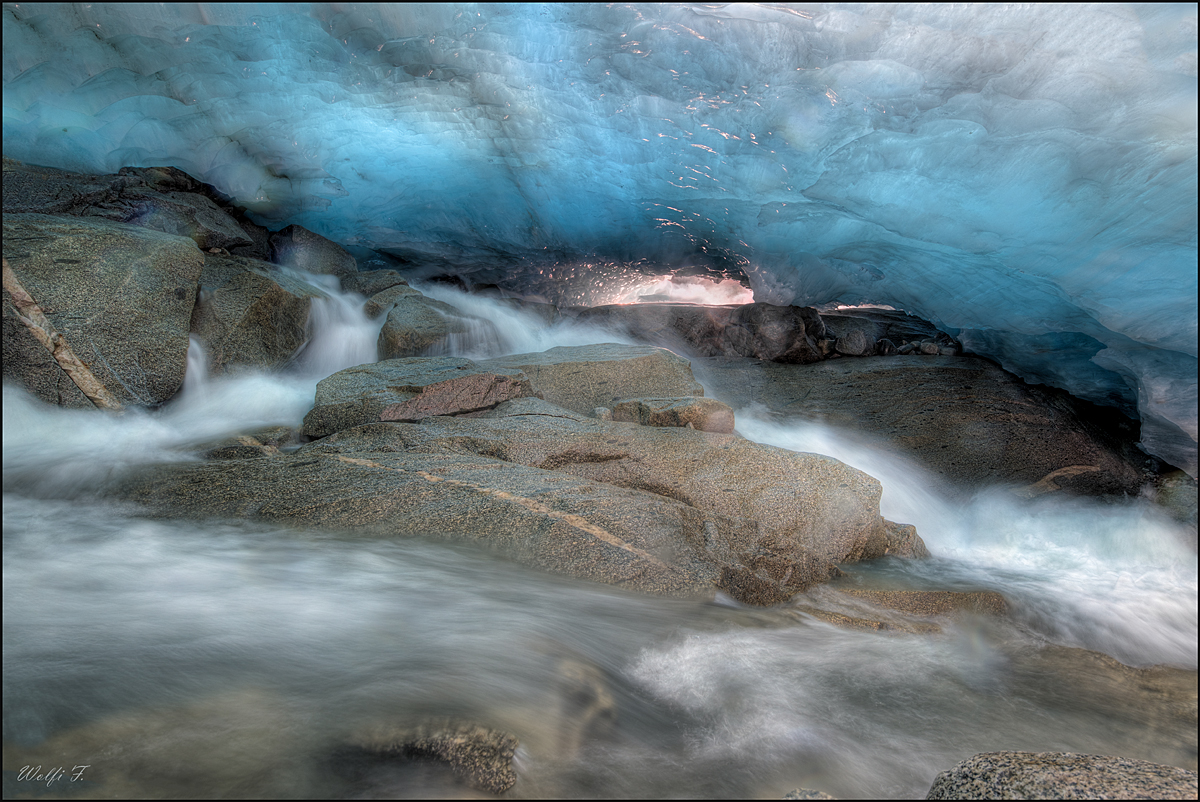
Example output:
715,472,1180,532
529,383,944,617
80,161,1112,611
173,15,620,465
190,254,327,375
301,357,539,438
925,751,1198,800
343,720,518,794
920,341,942,355
692,356,1147,501
573,303,823,363
480,344,705,415
611,396,735,433
2,160,251,252
3,213,203,406
268,224,357,278
877,338,899,356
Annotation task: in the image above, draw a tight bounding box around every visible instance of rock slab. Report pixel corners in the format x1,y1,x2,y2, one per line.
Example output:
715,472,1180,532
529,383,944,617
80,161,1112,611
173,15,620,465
925,751,1198,800
481,343,704,415
302,357,539,438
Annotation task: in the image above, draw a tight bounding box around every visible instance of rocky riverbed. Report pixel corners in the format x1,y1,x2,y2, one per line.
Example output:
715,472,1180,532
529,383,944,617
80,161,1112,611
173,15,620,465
3,159,1197,799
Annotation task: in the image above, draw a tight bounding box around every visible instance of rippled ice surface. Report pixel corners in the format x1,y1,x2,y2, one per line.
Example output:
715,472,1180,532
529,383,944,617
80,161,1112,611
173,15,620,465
3,288,1197,798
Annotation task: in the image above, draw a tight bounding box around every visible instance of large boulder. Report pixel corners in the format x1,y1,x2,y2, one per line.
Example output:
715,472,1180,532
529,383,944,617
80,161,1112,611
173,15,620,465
308,398,908,568
925,751,1198,800
301,357,540,438
268,224,357,278
114,400,914,603
2,160,252,252
2,213,203,407
365,285,475,359
694,355,1147,500
190,254,328,375
480,344,704,415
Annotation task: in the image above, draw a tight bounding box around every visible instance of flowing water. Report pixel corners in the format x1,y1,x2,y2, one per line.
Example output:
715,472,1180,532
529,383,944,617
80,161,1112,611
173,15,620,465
3,284,1196,799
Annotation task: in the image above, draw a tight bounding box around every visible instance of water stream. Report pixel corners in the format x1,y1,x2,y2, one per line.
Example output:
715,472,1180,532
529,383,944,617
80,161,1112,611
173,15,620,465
3,283,1196,799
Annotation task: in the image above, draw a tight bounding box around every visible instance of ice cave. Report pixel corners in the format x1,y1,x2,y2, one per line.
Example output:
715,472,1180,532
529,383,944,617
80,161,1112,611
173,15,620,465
3,2,1196,472
2,4,1198,799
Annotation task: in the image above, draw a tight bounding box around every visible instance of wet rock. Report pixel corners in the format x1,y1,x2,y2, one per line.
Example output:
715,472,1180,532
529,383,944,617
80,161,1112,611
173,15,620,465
480,343,704,416
2,213,203,407
368,286,473,359
190,253,327,375
925,751,1199,800
343,269,410,298
720,537,844,606
343,720,519,794
268,224,357,278
693,356,1146,501
114,449,716,597
611,396,735,434
301,357,539,438
920,341,941,355
198,426,300,459
839,589,1008,617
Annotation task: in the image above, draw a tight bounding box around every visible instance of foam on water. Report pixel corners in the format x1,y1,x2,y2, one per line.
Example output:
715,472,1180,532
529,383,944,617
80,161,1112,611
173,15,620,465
735,407,1198,669
2,271,381,497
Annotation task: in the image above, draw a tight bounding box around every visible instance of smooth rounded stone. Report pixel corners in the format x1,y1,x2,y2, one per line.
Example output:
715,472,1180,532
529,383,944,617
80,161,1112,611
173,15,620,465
342,398,900,569
611,396,735,433
925,751,1199,800
268,223,357,277
190,254,328,375
2,213,203,406
593,406,613,421
342,720,518,794
692,356,1147,501
480,343,705,415
839,589,1008,617
301,357,539,438
920,341,942,355
372,289,474,359
834,327,874,357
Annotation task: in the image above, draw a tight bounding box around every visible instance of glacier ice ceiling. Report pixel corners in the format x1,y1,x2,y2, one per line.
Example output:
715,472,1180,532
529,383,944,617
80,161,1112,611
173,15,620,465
2,3,1198,473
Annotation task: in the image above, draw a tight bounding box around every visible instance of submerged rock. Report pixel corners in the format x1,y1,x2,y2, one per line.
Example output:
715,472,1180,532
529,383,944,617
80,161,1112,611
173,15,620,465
480,343,704,415
341,720,519,794
925,751,1199,800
